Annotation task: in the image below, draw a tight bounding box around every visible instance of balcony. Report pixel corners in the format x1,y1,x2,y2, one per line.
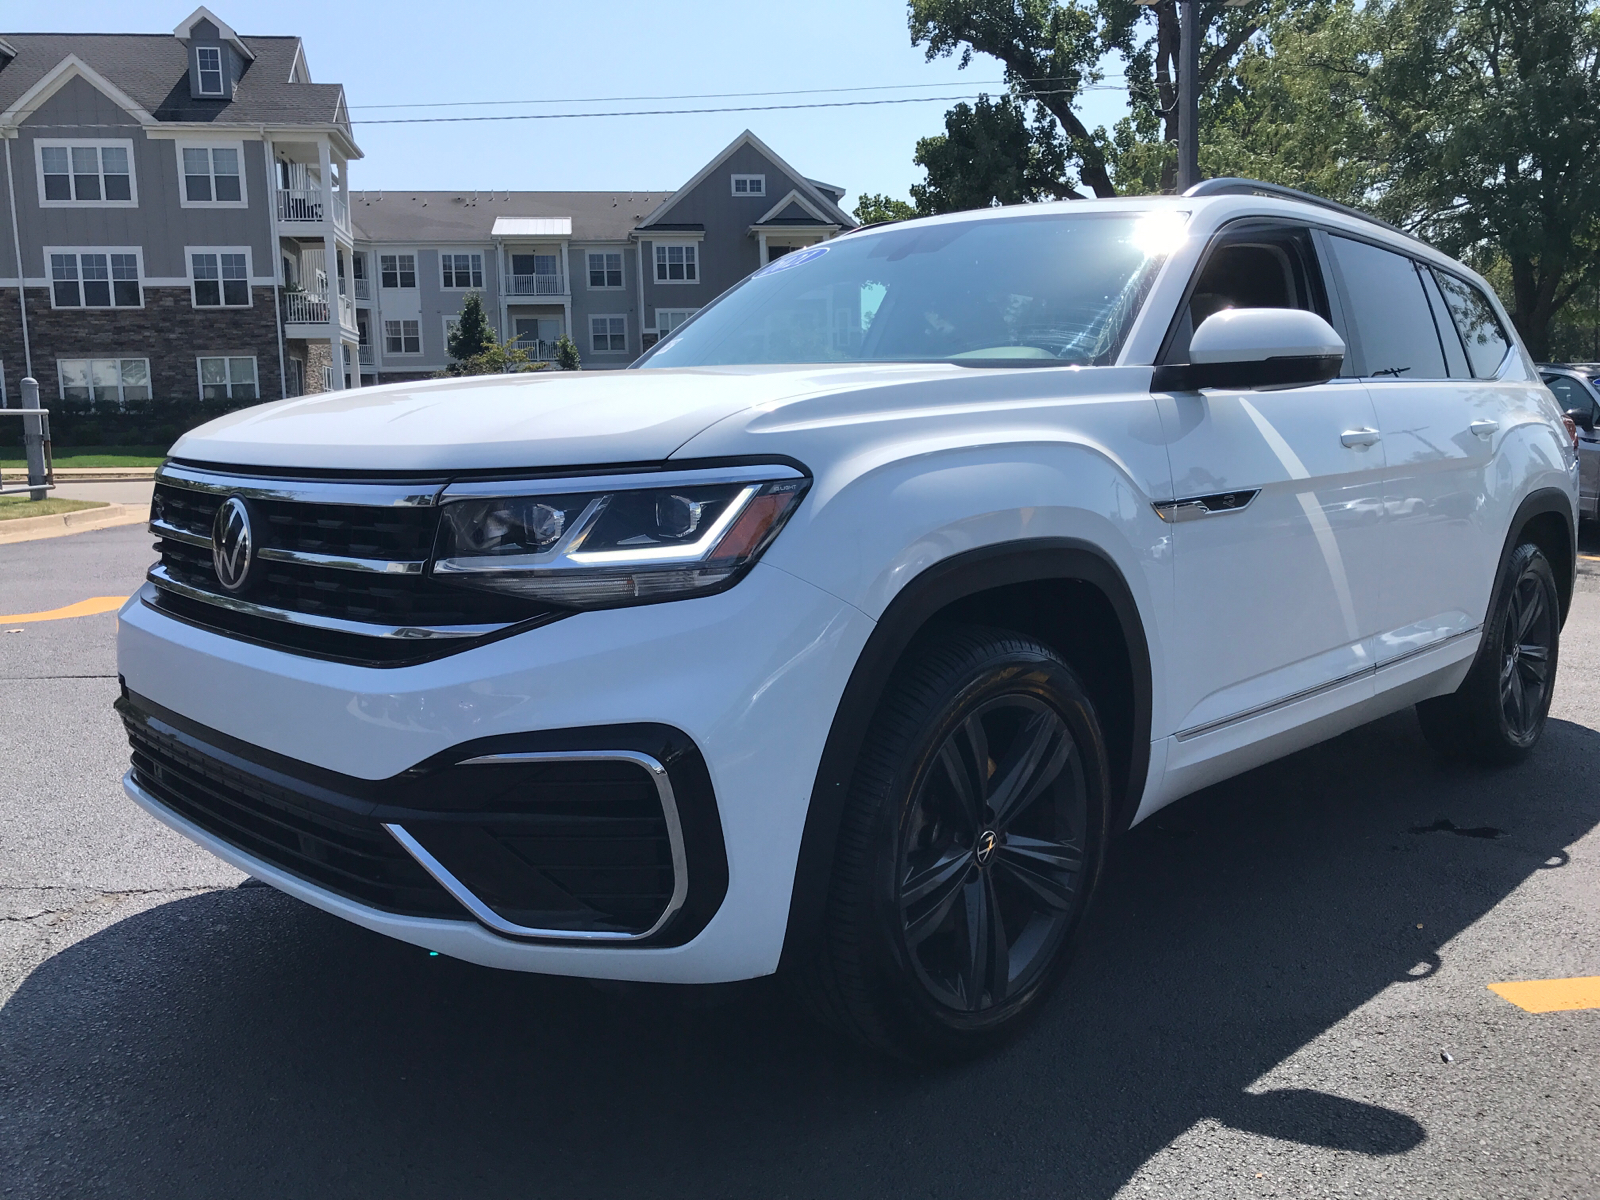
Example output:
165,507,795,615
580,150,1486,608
505,273,566,297
353,277,371,300
358,344,374,366
281,289,358,339
512,337,559,362
277,187,353,236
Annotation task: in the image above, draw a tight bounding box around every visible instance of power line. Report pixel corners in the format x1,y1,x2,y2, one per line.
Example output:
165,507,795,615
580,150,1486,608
351,87,1128,127
348,77,1128,111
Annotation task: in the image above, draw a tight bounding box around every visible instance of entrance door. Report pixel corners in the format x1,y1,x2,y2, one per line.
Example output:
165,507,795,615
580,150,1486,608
1156,222,1389,765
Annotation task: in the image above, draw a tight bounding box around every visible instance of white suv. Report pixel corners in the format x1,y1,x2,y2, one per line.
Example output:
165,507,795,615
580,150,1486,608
118,180,1577,1061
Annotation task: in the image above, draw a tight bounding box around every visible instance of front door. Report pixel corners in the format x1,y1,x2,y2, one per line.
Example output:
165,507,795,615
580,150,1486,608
1156,222,1389,766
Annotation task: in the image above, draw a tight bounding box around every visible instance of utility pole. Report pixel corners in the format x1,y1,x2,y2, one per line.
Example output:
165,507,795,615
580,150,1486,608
1178,0,1200,191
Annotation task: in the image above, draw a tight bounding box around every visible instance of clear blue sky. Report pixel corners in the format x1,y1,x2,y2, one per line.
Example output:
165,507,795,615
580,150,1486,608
15,1,1132,212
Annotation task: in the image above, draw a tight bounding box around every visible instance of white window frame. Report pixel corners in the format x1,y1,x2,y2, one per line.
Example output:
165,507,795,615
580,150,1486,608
653,242,699,285
175,140,247,209
186,246,253,309
36,139,138,208
589,314,628,355
196,354,260,401
45,246,145,310
380,252,418,290
195,46,225,96
439,251,484,291
384,318,423,356
586,250,625,290
731,174,766,196
654,308,699,335
56,357,152,408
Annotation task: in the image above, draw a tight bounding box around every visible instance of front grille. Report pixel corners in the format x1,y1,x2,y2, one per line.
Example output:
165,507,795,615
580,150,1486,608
147,464,562,665
119,694,706,939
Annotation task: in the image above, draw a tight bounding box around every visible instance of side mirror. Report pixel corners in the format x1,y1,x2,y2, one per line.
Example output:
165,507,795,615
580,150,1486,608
1563,405,1595,432
1153,308,1345,392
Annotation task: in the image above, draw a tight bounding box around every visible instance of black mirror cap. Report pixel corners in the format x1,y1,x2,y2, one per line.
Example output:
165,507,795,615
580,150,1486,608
1563,405,1596,432
1152,354,1344,393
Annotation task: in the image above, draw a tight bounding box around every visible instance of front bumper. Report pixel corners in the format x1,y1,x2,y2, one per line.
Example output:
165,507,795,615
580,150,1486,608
117,561,875,982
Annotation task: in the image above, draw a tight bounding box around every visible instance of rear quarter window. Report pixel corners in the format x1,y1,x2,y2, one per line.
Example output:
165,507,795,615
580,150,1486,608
1432,271,1511,378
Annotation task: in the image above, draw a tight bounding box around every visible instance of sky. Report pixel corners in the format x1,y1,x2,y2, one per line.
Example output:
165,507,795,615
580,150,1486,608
10,1,1134,213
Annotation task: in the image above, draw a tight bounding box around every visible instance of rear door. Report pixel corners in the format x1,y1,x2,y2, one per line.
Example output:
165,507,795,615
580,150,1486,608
1156,221,1388,754
1322,235,1502,675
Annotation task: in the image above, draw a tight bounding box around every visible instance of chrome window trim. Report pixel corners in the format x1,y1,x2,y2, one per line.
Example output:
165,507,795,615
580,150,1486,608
439,463,804,501
143,571,507,640
157,462,444,508
384,749,690,942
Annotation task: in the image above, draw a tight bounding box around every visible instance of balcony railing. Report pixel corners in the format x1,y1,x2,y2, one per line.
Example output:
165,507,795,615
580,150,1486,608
353,277,371,300
358,345,374,366
505,273,566,296
338,292,356,328
282,290,328,324
513,337,560,361
277,186,353,235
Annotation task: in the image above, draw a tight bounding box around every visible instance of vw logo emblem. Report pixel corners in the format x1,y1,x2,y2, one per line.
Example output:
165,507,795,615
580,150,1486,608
975,829,999,866
211,495,255,592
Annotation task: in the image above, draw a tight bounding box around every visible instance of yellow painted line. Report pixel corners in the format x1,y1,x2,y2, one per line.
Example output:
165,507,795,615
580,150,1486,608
1488,976,1600,1013
0,595,128,624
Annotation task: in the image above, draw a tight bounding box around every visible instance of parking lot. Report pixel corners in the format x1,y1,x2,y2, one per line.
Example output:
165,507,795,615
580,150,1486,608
2,517,1598,1199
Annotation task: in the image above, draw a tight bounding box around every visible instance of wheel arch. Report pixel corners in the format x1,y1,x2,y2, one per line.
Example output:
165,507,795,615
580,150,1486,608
779,537,1153,964
1503,487,1577,627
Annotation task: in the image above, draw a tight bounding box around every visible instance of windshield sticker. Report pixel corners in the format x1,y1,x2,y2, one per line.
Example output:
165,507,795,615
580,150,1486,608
754,244,830,278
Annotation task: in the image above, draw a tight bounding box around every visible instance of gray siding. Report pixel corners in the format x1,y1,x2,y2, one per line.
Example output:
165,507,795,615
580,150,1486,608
569,242,642,365
9,76,273,281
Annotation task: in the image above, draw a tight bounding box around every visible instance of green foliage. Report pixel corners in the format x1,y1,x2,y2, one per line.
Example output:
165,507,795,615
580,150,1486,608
854,193,919,224
911,94,1073,213
435,335,544,378
555,335,582,371
446,291,496,361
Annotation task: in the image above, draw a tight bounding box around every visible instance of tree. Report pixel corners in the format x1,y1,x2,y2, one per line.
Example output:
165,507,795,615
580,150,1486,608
434,335,541,378
447,291,495,361
555,335,582,371
911,93,1073,212
854,192,919,224
907,0,1263,196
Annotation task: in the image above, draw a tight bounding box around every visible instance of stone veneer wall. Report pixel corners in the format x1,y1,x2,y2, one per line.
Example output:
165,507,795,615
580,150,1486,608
0,286,284,403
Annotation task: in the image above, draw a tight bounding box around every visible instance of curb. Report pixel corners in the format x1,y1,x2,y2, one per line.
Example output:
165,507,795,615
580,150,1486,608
51,467,160,482
0,504,148,545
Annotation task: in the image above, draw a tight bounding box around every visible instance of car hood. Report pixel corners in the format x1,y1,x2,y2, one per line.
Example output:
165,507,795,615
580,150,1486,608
169,365,973,473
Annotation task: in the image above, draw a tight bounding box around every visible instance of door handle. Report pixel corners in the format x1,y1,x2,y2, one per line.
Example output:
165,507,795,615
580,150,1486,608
1469,419,1499,438
1340,428,1381,448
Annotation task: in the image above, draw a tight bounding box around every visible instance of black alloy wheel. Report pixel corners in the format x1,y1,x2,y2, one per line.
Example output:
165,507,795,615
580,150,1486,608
799,626,1111,1062
898,695,1087,1013
1417,541,1561,765
1497,563,1555,744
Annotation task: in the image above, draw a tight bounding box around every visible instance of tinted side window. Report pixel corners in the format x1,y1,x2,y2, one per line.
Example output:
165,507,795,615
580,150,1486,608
1419,267,1471,378
1328,235,1447,379
1543,374,1597,420
1433,271,1511,378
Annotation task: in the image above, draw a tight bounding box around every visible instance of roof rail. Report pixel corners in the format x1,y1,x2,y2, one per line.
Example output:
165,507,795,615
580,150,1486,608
1183,177,1411,239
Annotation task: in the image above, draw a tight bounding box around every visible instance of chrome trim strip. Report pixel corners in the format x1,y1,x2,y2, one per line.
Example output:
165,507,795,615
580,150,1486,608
145,569,507,640
384,749,689,942
1174,626,1484,741
439,463,804,501
255,546,427,576
1153,489,1261,523
149,517,210,548
157,462,444,508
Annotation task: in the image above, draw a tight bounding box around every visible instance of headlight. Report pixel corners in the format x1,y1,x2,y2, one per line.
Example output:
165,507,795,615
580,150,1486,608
433,465,810,607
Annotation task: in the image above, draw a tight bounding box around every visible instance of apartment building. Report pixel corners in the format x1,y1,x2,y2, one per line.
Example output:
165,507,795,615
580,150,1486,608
0,6,361,408
351,131,857,380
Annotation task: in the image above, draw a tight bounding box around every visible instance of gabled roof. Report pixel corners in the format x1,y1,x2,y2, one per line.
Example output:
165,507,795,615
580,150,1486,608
638,129,856,231
0,32,356,152
174,6,254,63
350,191,674,244
754,188,838,227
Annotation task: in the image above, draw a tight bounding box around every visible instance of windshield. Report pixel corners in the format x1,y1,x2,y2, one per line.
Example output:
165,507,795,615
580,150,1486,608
637,210,1186,369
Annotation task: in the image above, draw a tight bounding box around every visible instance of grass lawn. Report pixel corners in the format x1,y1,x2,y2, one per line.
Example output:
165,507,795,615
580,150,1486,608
0,495,108,520
0,446,167,469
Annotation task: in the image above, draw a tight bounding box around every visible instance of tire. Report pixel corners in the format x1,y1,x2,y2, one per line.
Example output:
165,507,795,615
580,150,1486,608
1416,541,1560,766
800,625,1111,1062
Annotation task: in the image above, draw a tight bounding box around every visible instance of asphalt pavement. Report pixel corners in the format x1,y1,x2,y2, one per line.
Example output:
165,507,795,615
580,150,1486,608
1,523,1597,1199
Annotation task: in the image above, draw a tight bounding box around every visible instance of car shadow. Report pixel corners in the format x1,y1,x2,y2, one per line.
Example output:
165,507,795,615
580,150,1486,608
3,710,1596,1199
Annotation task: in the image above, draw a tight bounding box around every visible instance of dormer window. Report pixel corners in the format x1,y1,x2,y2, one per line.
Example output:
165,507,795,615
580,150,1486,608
196,46,224,95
